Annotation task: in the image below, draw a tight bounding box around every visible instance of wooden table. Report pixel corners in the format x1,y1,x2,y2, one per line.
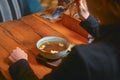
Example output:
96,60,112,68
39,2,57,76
0,11,87,80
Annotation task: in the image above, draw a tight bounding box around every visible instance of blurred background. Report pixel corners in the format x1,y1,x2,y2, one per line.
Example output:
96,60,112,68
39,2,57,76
39,0,58,9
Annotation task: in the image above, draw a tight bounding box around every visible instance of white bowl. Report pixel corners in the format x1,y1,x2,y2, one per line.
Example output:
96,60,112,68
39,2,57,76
36,36,70,59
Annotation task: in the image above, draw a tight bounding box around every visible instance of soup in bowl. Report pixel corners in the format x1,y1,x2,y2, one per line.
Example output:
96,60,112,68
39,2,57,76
36,36,70,59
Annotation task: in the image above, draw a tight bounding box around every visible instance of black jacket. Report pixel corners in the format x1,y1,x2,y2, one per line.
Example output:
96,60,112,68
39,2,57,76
9,15,120,80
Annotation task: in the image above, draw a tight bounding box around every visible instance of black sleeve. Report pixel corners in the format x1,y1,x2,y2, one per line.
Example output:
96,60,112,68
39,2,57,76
9,59,39,80
9,46,89,80
42,46,89,80
80,15,100,38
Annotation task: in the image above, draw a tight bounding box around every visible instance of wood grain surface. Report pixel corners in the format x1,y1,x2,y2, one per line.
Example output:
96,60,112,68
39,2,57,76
0,10,87,80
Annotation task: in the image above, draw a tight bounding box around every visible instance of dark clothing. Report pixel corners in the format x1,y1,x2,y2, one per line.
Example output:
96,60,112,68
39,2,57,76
80,15,100,38
9,15,120,80
9,59,39,80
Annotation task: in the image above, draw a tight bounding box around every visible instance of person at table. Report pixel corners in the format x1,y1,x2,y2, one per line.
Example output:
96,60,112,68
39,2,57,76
57,0,99,43
8,0,120,80
0,0,44,22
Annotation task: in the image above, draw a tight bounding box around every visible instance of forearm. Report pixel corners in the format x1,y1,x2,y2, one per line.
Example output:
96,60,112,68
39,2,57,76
9,59,39,80
80,15,100,38
42,46,88,80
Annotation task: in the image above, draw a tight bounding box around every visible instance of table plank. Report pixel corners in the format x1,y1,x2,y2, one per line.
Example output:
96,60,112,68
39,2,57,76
0,21,52,79
0,20,40,55
21,14,87,44
0,46,12,80
21,15,64,37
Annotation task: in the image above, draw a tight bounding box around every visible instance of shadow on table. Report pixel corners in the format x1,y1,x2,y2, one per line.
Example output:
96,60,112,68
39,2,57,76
0,71,7,80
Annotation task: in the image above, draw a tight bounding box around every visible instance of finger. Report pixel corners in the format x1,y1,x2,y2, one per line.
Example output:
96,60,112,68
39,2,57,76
8,56,16,63
12,47,25,55
80,0,86,9
11,50,28,60
9,53,24,62
83,0,87,8
16,47,22,51
12,49,17,53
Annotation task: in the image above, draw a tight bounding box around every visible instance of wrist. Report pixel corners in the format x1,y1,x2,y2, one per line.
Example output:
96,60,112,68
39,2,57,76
83,12,90,20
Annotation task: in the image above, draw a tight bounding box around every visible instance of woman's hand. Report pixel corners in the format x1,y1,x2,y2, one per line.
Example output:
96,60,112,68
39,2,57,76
75,0,90,20
9,47,28,63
